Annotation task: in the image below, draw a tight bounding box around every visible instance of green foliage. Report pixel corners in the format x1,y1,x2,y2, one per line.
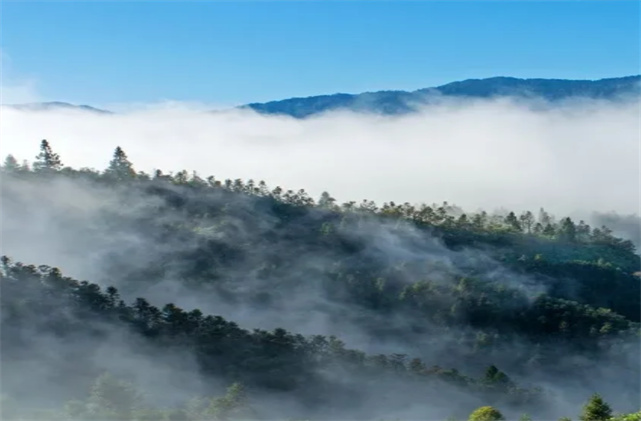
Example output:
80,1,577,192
32,139,63,172
204,383,252,421
104,146,137,181
609,412,641,421
2,155,20,172
53,377,251,421
483,365,512,388
468,406,505,421
580,394,613,421
0,256,550,419
1,141,639,420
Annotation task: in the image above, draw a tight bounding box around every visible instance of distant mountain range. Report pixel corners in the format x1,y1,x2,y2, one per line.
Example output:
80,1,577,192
5,75,640,118
7,101,113,115
243,75,641,118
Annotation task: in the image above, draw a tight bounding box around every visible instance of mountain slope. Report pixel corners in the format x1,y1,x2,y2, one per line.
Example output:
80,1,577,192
243,75,641,118
1,142,640,419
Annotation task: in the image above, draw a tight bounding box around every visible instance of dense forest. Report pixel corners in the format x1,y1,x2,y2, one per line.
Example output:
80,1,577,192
0,140,639,420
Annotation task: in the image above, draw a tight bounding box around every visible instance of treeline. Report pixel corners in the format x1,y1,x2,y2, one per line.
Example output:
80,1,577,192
2,141,639,323
2,140,637,255
0,257,543,420
0,258,637,421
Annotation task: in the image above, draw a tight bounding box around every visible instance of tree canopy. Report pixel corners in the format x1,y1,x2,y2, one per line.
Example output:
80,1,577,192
1,141,639,421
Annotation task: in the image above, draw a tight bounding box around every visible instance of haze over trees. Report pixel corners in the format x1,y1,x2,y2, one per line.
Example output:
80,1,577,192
0,141,639,420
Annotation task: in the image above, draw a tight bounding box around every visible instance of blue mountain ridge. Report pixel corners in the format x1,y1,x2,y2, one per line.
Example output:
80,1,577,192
243,75,641,118
5,75,639,118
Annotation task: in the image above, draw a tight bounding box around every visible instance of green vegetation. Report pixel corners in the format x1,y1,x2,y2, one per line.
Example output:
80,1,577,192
469,406,505,421
580,394,613,421
1,141,639,420
1,382,638,421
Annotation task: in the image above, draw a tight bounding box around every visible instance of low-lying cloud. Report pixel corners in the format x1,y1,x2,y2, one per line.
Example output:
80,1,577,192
1,96,639,220
1,95,640,419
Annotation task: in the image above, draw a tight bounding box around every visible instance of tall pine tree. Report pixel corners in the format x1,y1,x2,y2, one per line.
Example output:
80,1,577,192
579,394,613,421
2,155,20,172
33,139,63,172
105,146,136,181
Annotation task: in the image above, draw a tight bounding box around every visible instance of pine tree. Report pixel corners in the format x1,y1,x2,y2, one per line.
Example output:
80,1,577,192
558,217,577,242
2,155,20,172
538,208,553,226
504,212,522,232
576,220,592,242
33,139,63,172
543,223,556,237
519,211,535,233
484,365,512,387
579,394,613,421
533,222,544,235
318,191,337,209
105,146,136,181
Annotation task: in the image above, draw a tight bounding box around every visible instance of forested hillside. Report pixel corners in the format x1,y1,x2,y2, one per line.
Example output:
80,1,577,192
1,140,639,421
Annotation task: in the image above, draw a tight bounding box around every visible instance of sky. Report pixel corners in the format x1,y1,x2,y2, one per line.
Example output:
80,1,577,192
0,0,640,107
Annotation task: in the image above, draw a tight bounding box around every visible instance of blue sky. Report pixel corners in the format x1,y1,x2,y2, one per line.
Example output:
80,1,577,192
1,0,639,106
